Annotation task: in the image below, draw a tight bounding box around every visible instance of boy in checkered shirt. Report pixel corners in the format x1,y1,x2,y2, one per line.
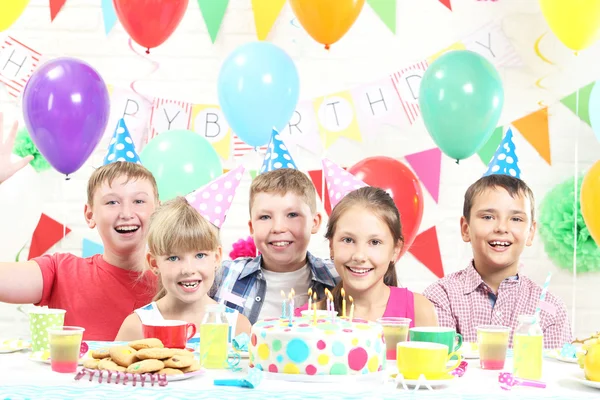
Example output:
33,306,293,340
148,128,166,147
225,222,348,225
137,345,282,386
211,169,339,324
424,175,571,349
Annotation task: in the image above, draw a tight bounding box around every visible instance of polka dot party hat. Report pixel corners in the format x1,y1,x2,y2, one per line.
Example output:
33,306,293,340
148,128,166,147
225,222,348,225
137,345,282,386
260,129,297,174
103,118,141,165
185,165,245,229
322,158,368,210
483,128,521,179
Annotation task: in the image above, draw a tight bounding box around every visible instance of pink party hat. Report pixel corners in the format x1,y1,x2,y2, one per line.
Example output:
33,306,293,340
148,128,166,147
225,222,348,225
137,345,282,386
321,158,368,210
186,165,245,228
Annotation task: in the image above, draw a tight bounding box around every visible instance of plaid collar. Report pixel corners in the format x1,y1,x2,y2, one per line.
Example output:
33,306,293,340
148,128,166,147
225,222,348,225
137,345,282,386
237,252,337,287
463,260,519,295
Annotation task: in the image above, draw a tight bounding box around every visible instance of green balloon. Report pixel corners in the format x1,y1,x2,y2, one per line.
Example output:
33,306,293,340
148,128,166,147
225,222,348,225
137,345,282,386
419,50,504,161
140,129,222,201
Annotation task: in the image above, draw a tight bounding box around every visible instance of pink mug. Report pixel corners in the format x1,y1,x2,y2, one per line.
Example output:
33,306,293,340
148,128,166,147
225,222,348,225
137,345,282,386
142,320,196,349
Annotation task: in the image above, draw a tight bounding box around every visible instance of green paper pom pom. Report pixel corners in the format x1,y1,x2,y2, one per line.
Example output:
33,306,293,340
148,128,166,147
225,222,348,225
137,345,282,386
538,176,600,273
11,127,51,172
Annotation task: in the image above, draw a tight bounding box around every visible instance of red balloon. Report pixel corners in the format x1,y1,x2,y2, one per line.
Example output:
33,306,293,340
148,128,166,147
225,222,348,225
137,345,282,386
348,157,424,258
113,0,188,52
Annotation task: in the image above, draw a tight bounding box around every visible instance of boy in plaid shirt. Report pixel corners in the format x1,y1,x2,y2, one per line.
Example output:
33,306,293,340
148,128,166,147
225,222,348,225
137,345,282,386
424,175,571,348
211,169,339,324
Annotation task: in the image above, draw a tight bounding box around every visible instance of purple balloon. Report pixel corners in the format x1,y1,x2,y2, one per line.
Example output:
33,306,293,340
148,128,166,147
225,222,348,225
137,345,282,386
22,57,110,175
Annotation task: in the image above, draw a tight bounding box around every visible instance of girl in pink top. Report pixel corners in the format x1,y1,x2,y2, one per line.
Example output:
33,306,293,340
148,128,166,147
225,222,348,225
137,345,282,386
297,187,437,327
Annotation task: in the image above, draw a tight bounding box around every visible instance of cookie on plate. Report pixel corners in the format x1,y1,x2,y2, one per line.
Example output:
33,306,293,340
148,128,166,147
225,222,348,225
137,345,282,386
109,346,138,367
163,355,194,369
180,360,201,373
98,358,126,372
136,347,175,360
83,358,101,369
128,338,164,350
158,368,184,375
127,359,165,374
91,348,110,359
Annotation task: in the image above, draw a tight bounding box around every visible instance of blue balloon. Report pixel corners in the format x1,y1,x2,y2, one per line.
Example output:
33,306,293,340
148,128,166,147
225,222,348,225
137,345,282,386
217,42,300,148
588,80,600,143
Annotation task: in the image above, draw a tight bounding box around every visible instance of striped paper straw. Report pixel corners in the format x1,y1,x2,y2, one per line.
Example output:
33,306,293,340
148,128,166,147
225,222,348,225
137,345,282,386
534,272,553,321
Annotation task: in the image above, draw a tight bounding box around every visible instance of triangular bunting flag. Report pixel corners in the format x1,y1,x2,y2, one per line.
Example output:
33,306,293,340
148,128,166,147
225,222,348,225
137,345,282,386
101,0,117,34
404,148,441,203
408,226,444,278
260,129,298,174
512,107,551,165
322,158,368,210
560,81,595,126
367,0,397,34
477,126,503,165
27,214,71,260
484,128,521,178
438,0,452,11
82,238,104,258
197,0,230,43
186,165,245,228
249,170,258,180
308,169,331,216
104,119,142,165
251,0,286,40
50,0,67,21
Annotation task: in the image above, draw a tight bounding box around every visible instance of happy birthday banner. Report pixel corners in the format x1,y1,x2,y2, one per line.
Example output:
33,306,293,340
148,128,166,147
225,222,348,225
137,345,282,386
0,20,573,167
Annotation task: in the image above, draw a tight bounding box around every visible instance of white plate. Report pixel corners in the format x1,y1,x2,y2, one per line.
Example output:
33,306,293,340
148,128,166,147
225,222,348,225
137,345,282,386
555,355,578,364
0,339,30,353
459,342,479,359
80,368,205,382
394,374,456,388
256,368,386,384
570,373,600,389
28,350,89,365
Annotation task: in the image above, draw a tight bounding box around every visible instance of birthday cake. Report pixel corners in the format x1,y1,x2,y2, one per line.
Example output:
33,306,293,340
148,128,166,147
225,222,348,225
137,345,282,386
249,316,386,376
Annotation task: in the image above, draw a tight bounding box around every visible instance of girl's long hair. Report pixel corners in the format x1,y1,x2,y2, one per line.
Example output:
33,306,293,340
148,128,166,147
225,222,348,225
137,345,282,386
325,187,404,312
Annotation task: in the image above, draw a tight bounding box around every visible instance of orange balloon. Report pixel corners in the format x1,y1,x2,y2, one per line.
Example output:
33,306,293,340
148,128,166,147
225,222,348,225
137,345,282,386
290,0,365,49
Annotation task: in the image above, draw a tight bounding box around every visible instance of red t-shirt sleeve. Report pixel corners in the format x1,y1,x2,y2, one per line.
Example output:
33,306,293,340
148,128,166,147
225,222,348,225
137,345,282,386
33,253,60,306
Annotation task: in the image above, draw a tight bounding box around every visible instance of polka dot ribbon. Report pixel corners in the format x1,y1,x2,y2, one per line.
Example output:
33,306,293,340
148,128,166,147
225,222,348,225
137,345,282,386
103,118,142,165
484,128,521,179
322,158,368,210
186,165,245,229
260,129,297,174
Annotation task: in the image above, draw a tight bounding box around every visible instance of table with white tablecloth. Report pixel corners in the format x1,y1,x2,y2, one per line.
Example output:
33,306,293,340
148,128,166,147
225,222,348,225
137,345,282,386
0,340,599,400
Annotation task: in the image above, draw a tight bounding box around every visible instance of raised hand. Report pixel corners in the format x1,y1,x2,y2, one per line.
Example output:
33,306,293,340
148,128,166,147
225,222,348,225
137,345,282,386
0,112,34,184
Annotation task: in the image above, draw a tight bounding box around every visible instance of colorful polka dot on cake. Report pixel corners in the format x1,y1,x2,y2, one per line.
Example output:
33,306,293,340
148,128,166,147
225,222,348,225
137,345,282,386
283,363,300,374
272,339,282,352
286,339,309,363
318,354,329,365
348,347,368,371
258,344,270,360
305,365,317,375
317,340,326,350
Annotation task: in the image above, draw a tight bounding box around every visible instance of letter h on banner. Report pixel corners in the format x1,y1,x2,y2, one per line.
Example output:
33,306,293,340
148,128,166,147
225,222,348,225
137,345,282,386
0,37,41,98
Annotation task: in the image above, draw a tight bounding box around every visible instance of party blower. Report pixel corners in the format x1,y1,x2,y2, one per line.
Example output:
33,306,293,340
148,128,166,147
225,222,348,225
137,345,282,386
214,367,263,389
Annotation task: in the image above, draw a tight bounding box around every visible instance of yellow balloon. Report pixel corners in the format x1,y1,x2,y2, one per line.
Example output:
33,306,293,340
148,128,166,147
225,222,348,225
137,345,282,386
0,0,29,31
539,0,600,51
581,160,600,246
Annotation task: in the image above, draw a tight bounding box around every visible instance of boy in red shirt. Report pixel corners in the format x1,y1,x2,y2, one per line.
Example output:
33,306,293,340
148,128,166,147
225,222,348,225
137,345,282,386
0,115,158,340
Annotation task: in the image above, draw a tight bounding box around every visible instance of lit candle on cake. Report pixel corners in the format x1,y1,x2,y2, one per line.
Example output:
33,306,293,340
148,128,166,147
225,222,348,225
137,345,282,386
312,291,317,325
341,288,346,318
329,292,335,322
280,290,287,318
308,288,313,312
349,295,354,321
288,291,293,326
325,288,331,312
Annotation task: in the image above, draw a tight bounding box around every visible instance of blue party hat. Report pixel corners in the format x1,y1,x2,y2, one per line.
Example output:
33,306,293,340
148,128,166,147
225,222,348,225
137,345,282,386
484,128,521,178
103,118,141,165
260,129,297,174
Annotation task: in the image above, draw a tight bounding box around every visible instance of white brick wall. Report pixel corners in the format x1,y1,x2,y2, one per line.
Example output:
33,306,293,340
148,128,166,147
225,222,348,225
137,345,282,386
1,0,599,339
